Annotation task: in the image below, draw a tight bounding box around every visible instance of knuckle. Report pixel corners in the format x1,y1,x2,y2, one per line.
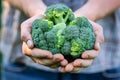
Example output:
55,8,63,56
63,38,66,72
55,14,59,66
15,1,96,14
21,21,31,30
21,32,31,42
21,23,27,41
54,54,64,61
21,33,26,41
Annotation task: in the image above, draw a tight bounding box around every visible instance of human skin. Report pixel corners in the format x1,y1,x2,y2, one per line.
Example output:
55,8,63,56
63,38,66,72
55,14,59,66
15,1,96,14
6,0,120,72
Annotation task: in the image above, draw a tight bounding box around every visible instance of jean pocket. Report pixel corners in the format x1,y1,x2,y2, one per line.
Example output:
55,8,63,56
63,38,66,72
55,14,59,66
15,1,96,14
102,67,120,78
3,62,26,72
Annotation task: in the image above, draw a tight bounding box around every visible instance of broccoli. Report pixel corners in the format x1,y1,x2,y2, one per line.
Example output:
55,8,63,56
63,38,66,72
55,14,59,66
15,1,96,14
45,4,75,24
32,4,96,62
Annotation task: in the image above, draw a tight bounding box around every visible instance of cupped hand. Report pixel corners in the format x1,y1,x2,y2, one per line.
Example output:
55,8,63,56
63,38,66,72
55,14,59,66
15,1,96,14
21,14,68,68
60,20,104,72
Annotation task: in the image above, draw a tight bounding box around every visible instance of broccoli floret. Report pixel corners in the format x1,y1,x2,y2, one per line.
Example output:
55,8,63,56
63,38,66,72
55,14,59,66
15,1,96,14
61,41,71,56
70,16,94,28
68,17,95,58
63,26,79,40
33,19,53,32
45,4,75,24
32,19,48,50
79,27,95,50
32,4,96,62
71,38,85,58
52,23,66,48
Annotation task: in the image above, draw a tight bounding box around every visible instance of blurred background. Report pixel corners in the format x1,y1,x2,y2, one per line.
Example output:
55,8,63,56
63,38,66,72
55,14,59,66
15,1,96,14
0,0,120,80
0,0,2,79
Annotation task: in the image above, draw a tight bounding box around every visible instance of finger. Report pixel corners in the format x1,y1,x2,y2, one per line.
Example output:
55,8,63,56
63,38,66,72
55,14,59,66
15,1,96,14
33,58,53,66
21,22,33,48
94,41,100,51
73,59,93,68
94,29,104,45
53,54,64,62
21,15,45,48
22,42,53,58
30,57,36,63
41,54,65,66
35,58,61,67
32,54,65,66
64,63,74,72
31,48,53,59
72,67,82,72
82,50,99,59
34,54,63,64
27,40,34,49
91,21,104,44
60,59,68,67
40,54,65,66
94,31,102,51
49,64,60,68
60,67,65,73
22,42,32,56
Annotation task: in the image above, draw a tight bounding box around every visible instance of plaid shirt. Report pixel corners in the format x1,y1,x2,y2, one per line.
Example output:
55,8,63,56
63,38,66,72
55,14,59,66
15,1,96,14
1,0,120,73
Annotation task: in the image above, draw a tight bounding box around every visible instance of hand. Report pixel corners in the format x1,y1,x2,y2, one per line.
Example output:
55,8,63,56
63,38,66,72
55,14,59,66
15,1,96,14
60,20,104,72
21,14,68,68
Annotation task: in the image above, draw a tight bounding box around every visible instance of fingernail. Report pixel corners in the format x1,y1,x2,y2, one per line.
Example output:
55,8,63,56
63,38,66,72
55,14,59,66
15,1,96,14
27,40,33,48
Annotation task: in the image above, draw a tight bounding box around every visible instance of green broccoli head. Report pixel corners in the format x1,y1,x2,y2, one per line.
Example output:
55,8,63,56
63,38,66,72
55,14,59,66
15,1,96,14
32,19,48,50
71,38,85,58
32,19,53,32
32,4,96,62
68,17,96,58
61,41,71,56
45,4,75,24
63,25,79,40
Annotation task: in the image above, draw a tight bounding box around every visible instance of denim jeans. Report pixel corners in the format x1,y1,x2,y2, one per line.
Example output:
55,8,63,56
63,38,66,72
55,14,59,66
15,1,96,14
2,63,120,80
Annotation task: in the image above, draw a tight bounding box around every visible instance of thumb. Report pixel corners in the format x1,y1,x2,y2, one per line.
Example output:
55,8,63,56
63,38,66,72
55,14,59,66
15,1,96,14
21,14,46,49
21,22,34,49
94,41,100,50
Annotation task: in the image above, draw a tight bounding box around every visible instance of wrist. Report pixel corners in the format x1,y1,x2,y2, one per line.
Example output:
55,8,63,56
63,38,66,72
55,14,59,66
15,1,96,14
21,0,47,17
74,0,102,21
27,6,47,17
74,0,120,21
74,8,98,21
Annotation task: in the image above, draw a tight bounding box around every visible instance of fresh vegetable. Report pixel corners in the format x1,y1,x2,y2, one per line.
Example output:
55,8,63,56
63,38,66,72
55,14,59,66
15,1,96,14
32,4,96,61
